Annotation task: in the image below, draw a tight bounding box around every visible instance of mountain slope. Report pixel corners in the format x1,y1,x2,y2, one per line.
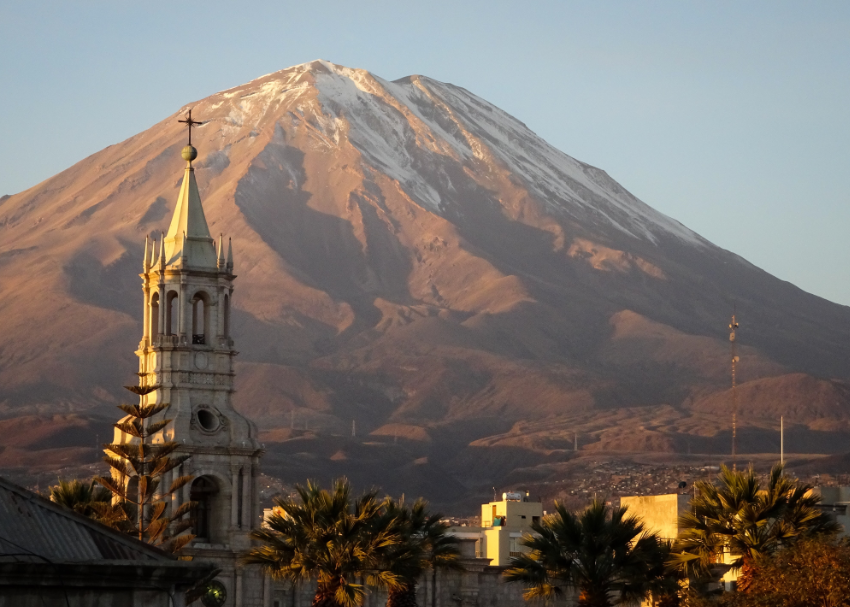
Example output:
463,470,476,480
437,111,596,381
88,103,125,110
1,61,849,503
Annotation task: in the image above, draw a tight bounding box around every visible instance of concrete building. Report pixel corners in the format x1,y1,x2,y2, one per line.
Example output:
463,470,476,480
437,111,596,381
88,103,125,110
448,492,543,568
0,476,214,606
114,127,266,606
619,493,690,541
481,492,543,567
813,486,850,537
622,492,740,592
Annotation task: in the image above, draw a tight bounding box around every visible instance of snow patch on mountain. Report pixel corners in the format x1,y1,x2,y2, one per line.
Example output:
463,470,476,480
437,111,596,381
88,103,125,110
305,61,704,247
207,60,704,247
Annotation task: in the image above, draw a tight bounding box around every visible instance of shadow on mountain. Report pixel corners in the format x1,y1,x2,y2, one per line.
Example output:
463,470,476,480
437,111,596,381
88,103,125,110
234,130,413,331
63,240,144,317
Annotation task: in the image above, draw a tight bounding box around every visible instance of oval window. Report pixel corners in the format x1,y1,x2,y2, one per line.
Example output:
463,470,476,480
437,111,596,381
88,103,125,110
197,408,220,432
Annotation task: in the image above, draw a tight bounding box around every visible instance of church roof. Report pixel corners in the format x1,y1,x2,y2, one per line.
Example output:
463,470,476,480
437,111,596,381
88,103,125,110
0,476,169,563
163,143,219,269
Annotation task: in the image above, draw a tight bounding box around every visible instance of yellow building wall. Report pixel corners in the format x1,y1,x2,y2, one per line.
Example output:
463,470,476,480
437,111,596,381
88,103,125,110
620,493,690,541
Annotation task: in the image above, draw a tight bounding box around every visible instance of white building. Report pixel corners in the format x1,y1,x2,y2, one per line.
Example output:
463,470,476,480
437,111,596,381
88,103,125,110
114,130,266,607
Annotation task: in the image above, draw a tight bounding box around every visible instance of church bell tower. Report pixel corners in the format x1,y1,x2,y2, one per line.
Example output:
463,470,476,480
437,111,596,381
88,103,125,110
135,111,264,606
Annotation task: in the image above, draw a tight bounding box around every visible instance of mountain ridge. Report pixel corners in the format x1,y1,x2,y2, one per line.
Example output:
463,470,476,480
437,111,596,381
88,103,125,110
1,60,848,505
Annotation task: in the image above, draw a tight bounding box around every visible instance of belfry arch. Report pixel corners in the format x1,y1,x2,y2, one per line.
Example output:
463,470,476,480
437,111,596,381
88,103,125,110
165,290,178,336
149,292,160,337
190,475,224,543
223,293,230,340
191,290,211,345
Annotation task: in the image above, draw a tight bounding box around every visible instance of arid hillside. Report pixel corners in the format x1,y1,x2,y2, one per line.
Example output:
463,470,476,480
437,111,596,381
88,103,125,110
1,61,848,507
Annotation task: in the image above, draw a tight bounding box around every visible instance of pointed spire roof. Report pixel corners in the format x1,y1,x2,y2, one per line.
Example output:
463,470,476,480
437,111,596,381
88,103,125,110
163,112,217,269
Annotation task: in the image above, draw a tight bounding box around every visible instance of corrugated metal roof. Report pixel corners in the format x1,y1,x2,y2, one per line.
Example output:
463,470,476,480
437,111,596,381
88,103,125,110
0,476,170,563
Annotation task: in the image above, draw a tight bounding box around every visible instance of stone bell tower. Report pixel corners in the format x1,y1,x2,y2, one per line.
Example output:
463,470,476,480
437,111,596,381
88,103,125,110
134,111,265,607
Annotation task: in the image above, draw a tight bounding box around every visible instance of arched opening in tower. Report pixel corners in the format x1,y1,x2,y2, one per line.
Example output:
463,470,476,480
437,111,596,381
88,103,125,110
192,291,210,345
166,290,179,336
223,293,230,340
150,292,160,337
190,475,220,542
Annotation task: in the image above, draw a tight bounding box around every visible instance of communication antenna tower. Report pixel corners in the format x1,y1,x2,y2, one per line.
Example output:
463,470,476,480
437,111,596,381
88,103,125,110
729,312,740,470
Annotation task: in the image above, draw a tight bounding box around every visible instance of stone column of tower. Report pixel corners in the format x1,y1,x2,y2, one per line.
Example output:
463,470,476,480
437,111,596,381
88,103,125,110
129,133,265,607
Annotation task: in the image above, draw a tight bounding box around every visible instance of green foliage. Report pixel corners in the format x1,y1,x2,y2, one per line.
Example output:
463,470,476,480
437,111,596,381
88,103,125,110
379,497,463,607
244,478,404,607
679,537,850,607
668,463,838,585
94,373,195,553
504,499,676,607
49,478,110,512
740,536,850,607
49,478,110,516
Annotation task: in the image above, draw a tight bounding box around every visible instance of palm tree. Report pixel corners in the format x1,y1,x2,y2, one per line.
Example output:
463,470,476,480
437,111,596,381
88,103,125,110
49,478,111,516
669,463,838,592
49,477,138,531
504,499,673,607
378,498,462,607
425,511,465,607
244,479,402,607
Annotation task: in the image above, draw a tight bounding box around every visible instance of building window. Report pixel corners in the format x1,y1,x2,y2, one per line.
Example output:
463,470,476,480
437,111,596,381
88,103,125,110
510,538,521,557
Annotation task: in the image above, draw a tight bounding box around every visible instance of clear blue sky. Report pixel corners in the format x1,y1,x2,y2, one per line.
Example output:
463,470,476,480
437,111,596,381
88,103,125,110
2,1,848,305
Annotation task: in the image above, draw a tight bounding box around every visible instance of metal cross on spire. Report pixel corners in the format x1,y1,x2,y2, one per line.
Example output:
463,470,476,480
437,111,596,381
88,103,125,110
178,109,204,145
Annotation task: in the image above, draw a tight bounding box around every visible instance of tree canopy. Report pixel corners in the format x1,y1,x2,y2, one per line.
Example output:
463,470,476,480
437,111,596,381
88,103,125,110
669,463,838,590
505,499,675,607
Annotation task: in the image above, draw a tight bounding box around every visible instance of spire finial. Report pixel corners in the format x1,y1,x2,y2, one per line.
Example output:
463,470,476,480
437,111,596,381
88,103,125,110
143,235,150,271
217,234,226,269
226,237,233,272
178,109,204,164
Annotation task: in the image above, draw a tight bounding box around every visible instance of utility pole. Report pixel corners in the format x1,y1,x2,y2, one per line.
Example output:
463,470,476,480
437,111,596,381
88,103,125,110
729,312,740,471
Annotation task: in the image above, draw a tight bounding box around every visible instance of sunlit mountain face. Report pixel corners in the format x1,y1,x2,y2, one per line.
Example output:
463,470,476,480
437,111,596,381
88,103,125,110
1,61,849,506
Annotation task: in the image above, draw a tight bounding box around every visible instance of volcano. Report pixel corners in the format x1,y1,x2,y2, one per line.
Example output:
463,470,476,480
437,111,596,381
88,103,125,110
1,60,848,505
